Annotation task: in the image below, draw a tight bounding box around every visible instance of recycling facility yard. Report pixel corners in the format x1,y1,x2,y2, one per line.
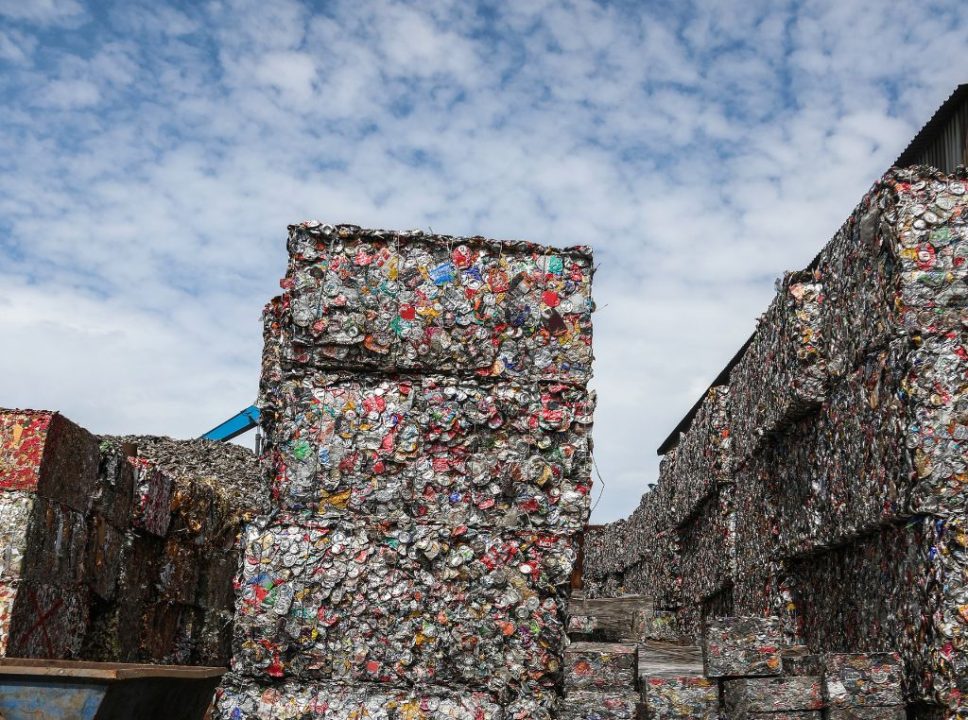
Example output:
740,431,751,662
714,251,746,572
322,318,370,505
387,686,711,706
0,91,967,720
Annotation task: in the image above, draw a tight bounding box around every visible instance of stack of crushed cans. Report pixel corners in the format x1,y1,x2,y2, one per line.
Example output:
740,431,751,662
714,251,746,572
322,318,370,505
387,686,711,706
217,224,595,719
0,411,260,665
583,166,968,719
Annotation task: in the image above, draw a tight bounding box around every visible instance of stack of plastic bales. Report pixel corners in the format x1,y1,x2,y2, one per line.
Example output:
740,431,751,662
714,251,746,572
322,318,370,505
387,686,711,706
217,223,595,719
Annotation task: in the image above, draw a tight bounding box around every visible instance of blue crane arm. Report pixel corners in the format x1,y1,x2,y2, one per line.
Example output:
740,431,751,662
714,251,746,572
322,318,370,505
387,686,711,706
200,405,261,441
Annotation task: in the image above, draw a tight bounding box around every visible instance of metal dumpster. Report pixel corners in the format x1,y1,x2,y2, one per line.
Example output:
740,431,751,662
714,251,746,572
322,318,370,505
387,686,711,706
0,659,225,720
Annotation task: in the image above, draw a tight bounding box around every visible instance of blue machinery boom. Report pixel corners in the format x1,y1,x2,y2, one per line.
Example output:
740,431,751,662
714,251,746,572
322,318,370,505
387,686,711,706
200,405,261,442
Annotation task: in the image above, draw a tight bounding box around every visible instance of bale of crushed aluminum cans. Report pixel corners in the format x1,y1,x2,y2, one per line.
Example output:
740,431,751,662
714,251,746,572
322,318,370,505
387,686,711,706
678,483,734,605
785,516,968,712
559,691,640,720
722,676,824,715
827,708,907,720
821,653,904,708
668,386,731,525
275,223,594,382
641,675,718,719
216,676,507,720
703,616,784,677
232,224,595,717
233,519,573,695
564,642,637,693
109,434,268,522
83,437,258,666
260,371,593,530
0,409,101,658
729,271,827,464
818,168,968,379
0,409,99,513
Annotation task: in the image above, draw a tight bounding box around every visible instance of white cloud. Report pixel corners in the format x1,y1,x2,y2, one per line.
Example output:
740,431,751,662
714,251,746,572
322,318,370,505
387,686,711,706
0,0,85,25
37,78,100,108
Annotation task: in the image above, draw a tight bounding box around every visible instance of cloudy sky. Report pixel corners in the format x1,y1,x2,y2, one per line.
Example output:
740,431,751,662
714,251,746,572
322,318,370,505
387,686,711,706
0,0,965,522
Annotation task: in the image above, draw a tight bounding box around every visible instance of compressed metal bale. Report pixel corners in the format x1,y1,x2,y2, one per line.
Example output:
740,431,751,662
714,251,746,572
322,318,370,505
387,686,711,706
769,342,910,558
274,223,594,383
0,409,99,513
641,675,718,719
559,690,640,720
747,333,966,562
703,615,784,678
0,579,90,659
785,517,968,711
84,512,123,600
94,440,135,529
822,653,904,708
818,169,968,380
668,386,731,525
128,457,173,537
244,224,595,715
109,434,266,521
678,482,735,604
261,372,594,530
0,491,88,587
215,676,507,720
723,676,824,714
563,642,638,692
232,519,573,699
81,529,164,662
827,708,907,719
730,271,828,464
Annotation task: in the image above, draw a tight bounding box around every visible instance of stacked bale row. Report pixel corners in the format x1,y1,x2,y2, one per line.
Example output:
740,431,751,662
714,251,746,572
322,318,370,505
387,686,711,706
218,224,595,719
0,411,260,665
583,167,968,718
583,452,678,608
733,169,968,714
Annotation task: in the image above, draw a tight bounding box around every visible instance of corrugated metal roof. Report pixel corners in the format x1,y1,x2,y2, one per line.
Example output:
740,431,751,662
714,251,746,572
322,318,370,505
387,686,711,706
655,83,968,456
894,84,968,170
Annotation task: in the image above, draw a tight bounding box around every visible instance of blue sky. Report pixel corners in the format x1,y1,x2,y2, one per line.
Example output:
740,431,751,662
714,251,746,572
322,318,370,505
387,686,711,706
1,0,965,522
